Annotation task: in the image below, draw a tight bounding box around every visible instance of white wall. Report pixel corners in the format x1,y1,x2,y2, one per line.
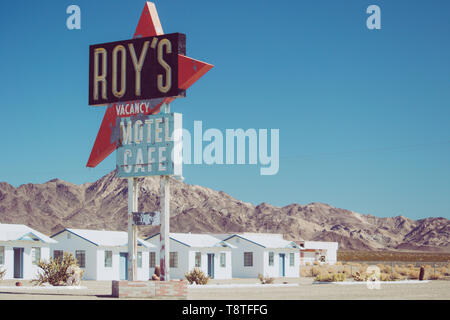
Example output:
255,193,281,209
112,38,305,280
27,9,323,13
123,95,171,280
95,247,149,281
0,241,51,280
51,231,98,280
226,236,300,278
146,237,232,280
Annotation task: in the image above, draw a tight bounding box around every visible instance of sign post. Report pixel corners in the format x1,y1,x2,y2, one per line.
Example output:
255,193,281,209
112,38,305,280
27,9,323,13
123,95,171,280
87,2,213,283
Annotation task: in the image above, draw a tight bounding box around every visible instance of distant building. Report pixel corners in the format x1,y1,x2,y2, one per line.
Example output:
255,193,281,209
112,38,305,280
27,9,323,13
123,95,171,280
217,233,301,278
0,223,56,280
146,233,234,280
296,241,339,265
50,228,154,281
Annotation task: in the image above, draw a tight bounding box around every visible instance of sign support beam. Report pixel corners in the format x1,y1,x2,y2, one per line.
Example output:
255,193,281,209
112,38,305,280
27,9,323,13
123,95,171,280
127,177,138,281
160,103,171,281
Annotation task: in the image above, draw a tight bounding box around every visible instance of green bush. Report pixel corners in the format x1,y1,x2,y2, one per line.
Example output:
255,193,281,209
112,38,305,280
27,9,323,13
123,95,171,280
185,268,209,285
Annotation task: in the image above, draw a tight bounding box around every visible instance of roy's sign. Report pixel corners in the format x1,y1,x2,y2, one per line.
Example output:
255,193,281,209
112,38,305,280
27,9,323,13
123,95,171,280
89,33,186,106
116,112,182,178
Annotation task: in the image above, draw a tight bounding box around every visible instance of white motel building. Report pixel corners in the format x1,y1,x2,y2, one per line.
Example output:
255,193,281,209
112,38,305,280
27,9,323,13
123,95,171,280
0,223,338,281
0,223,56,280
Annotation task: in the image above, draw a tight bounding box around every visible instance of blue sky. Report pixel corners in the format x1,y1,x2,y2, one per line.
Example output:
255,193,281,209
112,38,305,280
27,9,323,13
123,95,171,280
0,0,449,220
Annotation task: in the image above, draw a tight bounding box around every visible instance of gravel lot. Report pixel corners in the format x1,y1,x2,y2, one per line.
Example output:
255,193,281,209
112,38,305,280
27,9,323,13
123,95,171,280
0,278,449,300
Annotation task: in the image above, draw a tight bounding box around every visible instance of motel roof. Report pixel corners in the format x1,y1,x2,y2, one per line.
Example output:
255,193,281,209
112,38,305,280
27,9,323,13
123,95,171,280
223,233,300,249
0,223,57,244
146,233,235,248
51,228,154,248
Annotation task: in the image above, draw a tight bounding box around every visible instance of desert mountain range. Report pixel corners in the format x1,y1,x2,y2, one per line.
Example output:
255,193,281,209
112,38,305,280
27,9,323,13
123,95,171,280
0,171,448,252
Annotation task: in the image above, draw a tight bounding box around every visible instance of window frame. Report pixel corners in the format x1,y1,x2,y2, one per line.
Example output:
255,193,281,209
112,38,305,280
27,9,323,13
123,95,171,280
0,246,4,265
104,250,112,268
149,252,156,268
220,252,226,268
244,252,253,267
194,252,201,268
289,252,295,267
170,252,178,268
53,250,63,261
268,252,274,266
31,247,41,265
75,250,86,268
137,252,142,268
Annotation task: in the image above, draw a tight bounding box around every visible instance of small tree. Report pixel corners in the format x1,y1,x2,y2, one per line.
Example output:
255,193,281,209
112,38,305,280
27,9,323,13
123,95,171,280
185,268,209,285
32,252,84,286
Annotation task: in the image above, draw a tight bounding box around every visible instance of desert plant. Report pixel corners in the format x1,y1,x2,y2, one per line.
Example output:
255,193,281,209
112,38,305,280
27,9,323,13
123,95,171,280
315,271,345,282
428,272,443,280
185,268,209,285
32,252,84,286
258,274,275,284
313,260,320,266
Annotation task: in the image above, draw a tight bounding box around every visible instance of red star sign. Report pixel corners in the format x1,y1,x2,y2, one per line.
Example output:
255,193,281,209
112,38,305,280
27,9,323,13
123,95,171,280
86,2,213,168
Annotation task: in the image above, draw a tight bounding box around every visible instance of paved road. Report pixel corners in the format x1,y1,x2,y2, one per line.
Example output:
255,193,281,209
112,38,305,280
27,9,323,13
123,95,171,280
0,278,449,300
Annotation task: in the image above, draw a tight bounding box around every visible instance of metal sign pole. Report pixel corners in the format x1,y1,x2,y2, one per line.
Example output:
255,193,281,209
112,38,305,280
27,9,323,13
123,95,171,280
127,177,138,281
160,103,171,281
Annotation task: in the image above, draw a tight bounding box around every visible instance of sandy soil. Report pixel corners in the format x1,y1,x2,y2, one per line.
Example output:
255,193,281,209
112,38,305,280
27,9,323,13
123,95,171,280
0,278,448,300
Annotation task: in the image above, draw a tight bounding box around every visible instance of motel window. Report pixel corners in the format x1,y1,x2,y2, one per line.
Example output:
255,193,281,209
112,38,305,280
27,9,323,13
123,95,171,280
31,247,41,265
268,252,274,266
75,250,86,268
244,252,253,267
220,253,226,268
137,252,142,268
170,252,178,268
53,250,63,261
0,246,4,265
195,252,201,268
149,252,156,268
290,253,295,267
104,251,112,268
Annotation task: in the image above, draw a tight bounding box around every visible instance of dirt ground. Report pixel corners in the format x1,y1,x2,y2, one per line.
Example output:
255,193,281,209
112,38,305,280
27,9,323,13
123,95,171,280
0,277,449,300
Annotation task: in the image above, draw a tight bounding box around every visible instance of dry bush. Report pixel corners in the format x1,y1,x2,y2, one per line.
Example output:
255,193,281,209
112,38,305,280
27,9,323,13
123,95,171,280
313,260,320,266
305,262,311,266
185,268,209,285
32,252,84,286
335,261,342,266
428,272,443,280
300,267,311,277
408,269,420,280
258,274,275,284
315,271,346,282
311,266,322,277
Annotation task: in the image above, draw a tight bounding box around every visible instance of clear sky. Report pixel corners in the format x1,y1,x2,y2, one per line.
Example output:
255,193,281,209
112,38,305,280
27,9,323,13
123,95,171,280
0,0,449,220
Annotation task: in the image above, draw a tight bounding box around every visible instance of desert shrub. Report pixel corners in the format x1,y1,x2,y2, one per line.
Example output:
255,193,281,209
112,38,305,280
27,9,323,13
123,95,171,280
313,260,320,266
305,262,311,266
352,271,367,282
0,268,6,280
428,272,443,280
408,269,420,280
391,272,405,281
185,268,209,285
315,272,345,282
311,266,321,277
258,274,274,284
300,267,311,277
335,261,342,266
32,252,84,286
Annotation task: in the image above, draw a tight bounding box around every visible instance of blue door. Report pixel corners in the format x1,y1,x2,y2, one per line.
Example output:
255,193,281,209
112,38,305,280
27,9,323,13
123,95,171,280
119,253,128,280
207,254,215,279
279,253,285,277
13,248,24,279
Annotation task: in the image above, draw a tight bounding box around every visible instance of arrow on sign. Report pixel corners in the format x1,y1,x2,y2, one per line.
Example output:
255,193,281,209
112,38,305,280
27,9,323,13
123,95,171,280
86,2,213,168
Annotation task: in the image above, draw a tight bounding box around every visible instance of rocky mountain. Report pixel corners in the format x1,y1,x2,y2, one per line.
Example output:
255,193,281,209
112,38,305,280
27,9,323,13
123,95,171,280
0,171,448,252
